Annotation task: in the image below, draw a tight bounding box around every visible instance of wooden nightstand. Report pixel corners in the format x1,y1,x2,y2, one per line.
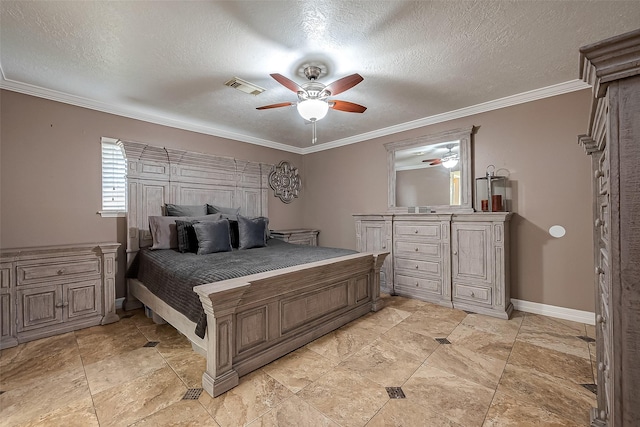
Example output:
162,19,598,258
270,229,319,246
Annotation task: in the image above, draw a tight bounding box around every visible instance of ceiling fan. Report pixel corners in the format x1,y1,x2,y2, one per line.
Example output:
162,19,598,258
256,65,367,144
422,145,459,168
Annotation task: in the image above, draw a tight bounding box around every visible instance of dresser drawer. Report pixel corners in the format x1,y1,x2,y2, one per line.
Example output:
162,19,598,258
453,283,492,305
395,240,441,259
395,257,440,276
17,258,101,286
395,274,442,298
395,223,441,240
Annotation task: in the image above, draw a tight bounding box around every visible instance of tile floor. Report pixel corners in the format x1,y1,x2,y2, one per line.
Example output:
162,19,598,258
0,294,597,426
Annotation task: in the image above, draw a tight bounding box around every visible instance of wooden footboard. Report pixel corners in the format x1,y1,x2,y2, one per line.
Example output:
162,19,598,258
127,251,387,397
194,251,387,397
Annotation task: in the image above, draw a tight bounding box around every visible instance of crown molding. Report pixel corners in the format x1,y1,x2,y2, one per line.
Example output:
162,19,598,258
301,79,591,154
1,74,588,156
0,76,304,155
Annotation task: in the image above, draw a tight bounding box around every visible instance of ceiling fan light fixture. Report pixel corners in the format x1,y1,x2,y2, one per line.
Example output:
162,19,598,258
297,99,329,121
442,156,459,169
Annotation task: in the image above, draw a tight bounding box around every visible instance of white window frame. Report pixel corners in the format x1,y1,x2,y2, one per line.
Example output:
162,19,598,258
99,137,127,218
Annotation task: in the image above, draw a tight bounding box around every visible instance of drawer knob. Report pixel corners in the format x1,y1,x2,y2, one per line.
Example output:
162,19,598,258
415,282,419,287
453,251,458,255
414,229,419,234
470,291,475,297
596,314,606,324
415,265,419,269
594,169,604,179
595,218,603,228
415,247,419,252
57,268,65,275
595,266,605,275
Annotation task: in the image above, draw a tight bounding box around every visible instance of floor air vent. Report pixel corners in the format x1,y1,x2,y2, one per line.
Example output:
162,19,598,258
143,341,159,347
577,336,596,343
581,384,597,394
183,388,204,400
386,387,406,399
435,338,451,344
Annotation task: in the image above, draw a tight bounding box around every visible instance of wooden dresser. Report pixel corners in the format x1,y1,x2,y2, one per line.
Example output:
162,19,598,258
354,212,512,319
578,29,640,427
0,243,120,349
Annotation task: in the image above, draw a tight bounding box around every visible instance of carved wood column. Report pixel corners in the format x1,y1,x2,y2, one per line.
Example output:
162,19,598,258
197,284,249,397
97,243,120,325
370,252,389,311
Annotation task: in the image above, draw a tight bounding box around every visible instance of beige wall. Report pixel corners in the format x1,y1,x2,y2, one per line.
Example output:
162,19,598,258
396,166,452,207
0,90,304,298
303,90,595,312
1,89,595,312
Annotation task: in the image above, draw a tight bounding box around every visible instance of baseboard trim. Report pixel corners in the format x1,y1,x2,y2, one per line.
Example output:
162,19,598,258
115,297,125,310
511,299,595,326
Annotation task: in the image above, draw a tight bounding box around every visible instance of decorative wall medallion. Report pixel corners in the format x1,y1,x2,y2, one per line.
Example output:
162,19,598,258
269,161,301,204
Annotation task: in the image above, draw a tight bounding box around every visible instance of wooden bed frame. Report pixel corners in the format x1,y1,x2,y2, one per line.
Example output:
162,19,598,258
120,140,387,397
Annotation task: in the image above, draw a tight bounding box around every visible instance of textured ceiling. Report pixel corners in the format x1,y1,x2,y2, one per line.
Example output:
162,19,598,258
1,1,639,152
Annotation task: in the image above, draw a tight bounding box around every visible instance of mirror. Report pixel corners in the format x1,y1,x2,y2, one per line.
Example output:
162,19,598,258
384,126,475,213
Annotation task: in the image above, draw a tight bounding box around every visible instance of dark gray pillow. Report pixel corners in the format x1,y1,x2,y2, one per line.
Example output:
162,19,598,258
193,220,232,254
165,204,208,217
237,215,269,250
175,220,199,253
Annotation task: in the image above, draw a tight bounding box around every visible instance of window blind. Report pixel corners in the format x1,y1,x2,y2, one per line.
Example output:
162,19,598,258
101,140,126,212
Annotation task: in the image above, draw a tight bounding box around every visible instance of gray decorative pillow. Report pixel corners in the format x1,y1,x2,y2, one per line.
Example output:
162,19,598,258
237,215,269,250
193,220,232,254
148,214,221,250
207,204,241,220
165,204,208,217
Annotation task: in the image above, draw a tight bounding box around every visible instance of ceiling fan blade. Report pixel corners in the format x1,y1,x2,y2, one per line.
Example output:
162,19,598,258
256,102,295,110
421,158,440,163
330,100,367,113
430,159,443,166
270,73,303,93
324,73,363,96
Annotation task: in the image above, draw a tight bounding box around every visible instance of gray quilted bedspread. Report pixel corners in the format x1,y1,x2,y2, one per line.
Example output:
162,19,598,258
136,239,357,338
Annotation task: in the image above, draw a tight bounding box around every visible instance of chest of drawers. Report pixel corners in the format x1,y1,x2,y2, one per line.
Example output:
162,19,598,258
355,212,512,319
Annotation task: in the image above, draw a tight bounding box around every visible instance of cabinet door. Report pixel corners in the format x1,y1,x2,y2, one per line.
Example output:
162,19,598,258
17,285,63,331
66,280,101,321
451,223,493,305
0,263,16,348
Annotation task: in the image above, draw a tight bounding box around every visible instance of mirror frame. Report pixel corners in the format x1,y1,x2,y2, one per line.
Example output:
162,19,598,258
384,126,476,213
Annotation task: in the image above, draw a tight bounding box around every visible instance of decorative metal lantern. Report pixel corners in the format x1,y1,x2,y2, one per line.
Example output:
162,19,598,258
475,165,508,212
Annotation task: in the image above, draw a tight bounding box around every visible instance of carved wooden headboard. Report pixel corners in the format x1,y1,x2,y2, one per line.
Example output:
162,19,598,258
120,140,271,264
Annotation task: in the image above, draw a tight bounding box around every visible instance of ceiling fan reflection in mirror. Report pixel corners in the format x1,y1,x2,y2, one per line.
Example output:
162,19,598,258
256,64,367,144
422,144,459,168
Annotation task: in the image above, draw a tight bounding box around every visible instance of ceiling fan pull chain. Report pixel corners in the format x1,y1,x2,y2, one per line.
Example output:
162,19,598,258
312,120,317,144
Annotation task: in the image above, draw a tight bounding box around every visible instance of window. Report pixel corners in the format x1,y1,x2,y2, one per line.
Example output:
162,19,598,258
100,137,126,217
